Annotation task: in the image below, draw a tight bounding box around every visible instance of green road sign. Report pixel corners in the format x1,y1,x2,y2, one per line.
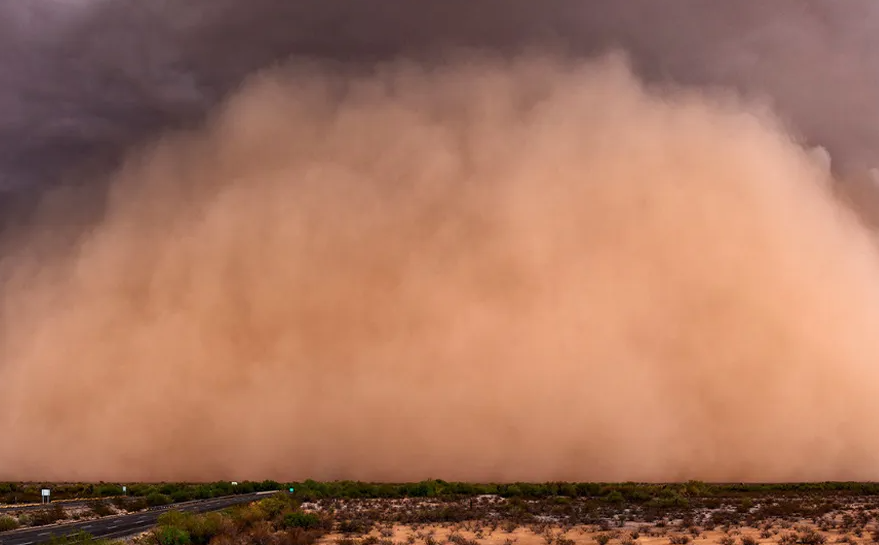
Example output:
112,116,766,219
289,487,294,493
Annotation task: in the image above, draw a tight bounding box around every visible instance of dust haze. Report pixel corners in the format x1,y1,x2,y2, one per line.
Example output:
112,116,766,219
3,49,879,483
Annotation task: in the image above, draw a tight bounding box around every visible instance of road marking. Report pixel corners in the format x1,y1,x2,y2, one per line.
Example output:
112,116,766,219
37,532,50,536
21,541,33,545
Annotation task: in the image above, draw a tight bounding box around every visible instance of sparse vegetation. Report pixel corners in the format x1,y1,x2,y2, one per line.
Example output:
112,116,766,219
143,494,326,545
0,514,20,531
31,504,69,526
0,480,283,506
46,531,117,545
88,500,114,518
283,512,324,530
4,482,879,545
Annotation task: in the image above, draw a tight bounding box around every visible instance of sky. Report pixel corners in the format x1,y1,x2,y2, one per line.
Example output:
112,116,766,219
3,0,879,198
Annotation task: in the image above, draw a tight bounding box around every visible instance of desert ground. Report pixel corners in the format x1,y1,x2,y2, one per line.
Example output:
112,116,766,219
304,494,877,545
4,483,879,545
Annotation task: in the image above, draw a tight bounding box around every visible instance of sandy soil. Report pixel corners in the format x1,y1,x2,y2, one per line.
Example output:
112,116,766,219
318,523,865,545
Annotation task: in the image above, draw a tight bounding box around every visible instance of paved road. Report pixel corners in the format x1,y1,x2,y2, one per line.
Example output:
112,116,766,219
0,499,122,514
0,491,279,545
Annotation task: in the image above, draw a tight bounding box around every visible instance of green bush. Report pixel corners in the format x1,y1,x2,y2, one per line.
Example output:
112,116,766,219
97,485,123,497
156,526,191,545
157,511,225,545
0,515,20,531
47,531,112,545
146,493,172,507
282,512,322,530
259,493,297,520
604,491,625,504
170,490,194,503
229,503,267,530
157,511,192,528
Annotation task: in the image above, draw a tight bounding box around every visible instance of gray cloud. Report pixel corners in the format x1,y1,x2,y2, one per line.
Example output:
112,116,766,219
3,0,879,202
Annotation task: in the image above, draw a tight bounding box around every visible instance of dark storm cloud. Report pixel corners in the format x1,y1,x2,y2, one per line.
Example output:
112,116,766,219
2,0,879,198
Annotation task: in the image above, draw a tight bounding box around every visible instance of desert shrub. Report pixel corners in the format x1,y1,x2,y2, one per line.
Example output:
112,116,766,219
0,515,20,531
719,536,736,545
248,520,275,545
798,530,827,545
146,493,172,507
112,497,140,512
157,510,227,545
283,512,322,530
170,490,194,503
669,535,690,545
46,531,112,545
259,493,298,521
779,533,799,545
31,505,67,526
88,500,113,517
96,485,124,497
339,519,373,534
158,511,194,528
604,492,625,504
742,536,758,545
229,503,268,530
158,484,182,496
595,534,612,545
280,528,325,545
449,534,479,545
156,525,191,545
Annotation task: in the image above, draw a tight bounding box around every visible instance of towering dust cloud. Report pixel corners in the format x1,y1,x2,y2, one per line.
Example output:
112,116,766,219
3,51,879,483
